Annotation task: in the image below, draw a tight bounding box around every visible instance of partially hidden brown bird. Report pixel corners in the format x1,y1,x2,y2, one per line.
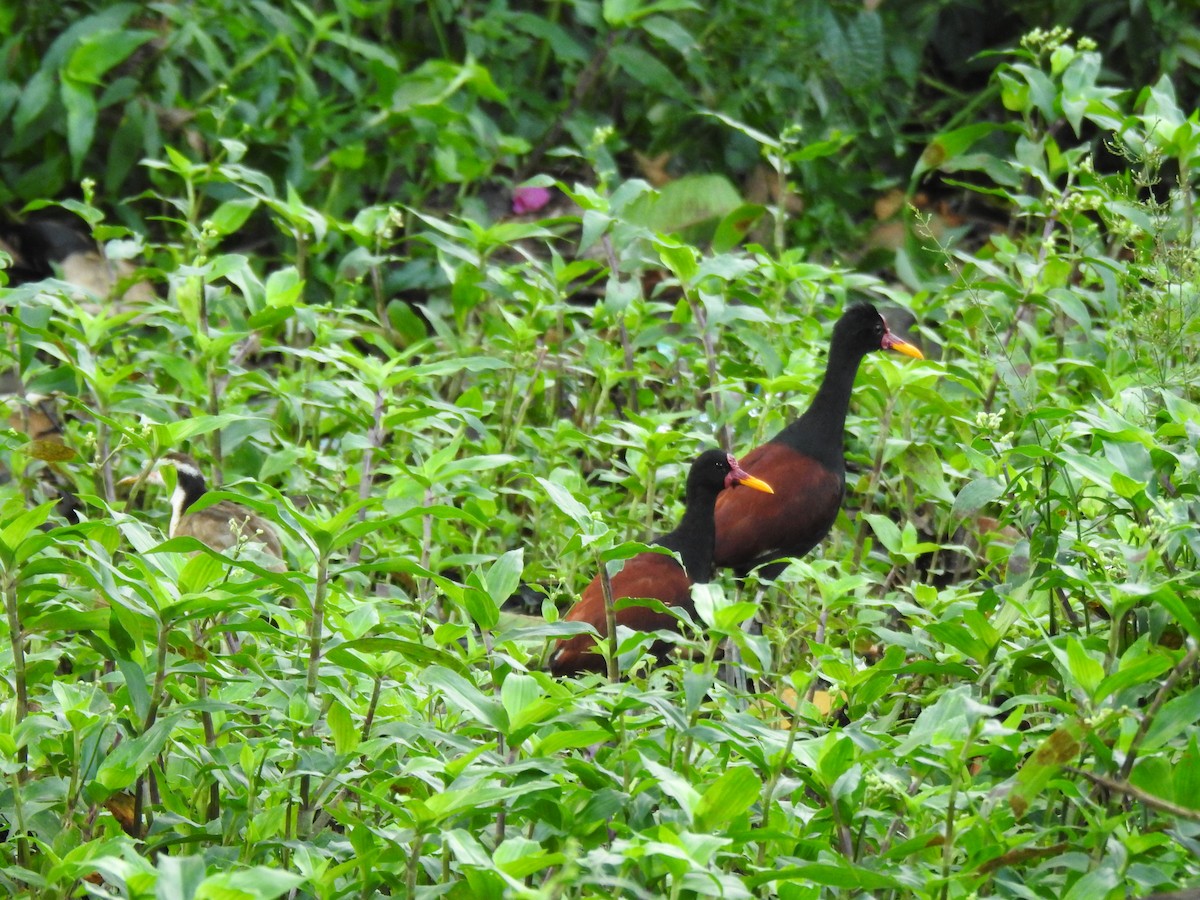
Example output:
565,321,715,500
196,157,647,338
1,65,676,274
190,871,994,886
549,449,774,676
140,452,285,571
713,303,924,579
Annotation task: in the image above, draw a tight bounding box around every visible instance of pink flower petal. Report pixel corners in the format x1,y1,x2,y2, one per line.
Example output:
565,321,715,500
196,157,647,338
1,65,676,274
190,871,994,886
512,185,551,215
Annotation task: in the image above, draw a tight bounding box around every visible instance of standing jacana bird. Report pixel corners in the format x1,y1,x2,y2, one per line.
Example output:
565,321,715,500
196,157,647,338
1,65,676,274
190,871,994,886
138,452,286,571
549,449,774,676
712,303,924,579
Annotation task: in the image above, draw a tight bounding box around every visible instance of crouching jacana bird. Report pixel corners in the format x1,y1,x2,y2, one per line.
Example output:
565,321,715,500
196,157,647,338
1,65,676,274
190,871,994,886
549,449,774,676
713,303,924,579
136,452,286,571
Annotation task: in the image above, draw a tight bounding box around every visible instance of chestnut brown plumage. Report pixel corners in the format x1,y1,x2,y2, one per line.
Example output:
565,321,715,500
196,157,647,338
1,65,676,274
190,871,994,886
549,449,774,676
713,303,923,579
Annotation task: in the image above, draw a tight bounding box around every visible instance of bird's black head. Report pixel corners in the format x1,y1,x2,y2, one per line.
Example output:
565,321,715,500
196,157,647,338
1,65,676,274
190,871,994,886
686,449,774,498
688,448,736,495
832,303,924,361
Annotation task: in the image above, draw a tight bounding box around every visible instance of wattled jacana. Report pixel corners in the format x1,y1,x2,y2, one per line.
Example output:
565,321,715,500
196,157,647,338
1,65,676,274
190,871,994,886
137,452,286,571
549,449,774,676
713,303,923,579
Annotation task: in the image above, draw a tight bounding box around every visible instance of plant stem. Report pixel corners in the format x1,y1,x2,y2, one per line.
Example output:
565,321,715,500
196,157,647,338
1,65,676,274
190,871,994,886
501,340,549,454
348,387,385,565
851,397,895,568
2,568,29,865
756,683,804,867
1118,640,1200,781
406,832,424,894
688,296,731,451
595,552,619,682
299,549,331,837
132,618,172,839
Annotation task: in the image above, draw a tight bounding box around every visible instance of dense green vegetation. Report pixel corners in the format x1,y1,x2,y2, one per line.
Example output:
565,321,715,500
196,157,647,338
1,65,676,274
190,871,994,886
2,2,1200,897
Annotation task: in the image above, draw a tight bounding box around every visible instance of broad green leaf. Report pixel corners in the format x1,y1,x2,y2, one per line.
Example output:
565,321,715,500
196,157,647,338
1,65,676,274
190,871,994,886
641,757,700,818
1064,637,1105,700
482,547,525,609
952,477,1004,519
153,854,206,900
422,666,507,732
1061,865,1120,900
0,501,56,562
1008,718,1089,819
694,766,760,831
1142,685,1200,752
60,77,97,176
864,513,902,554
625,174,742,234
177,551,223,595
208,198,259,236
66,29,155,84
328,701,359,755
751,862,904,891
535,477,595,531
325,637,469,677
917,123,1003,176
265,266,303,308
897,686,995,756
1096,648,1171,703
92,715,179,795
194,868,304,900
494,836,565,879
533,729,611,755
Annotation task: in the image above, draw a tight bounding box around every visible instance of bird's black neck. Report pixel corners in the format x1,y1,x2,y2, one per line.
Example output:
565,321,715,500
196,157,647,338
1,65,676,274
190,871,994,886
655,484,722,582
772,341,869,471
172,467,208,516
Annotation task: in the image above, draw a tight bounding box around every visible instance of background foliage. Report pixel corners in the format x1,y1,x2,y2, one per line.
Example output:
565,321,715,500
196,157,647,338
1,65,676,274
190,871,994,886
2,1,1200,897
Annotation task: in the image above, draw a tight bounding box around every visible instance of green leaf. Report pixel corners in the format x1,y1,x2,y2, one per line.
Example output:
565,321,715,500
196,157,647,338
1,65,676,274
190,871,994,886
534,729,612,755
462,579,500,631
0,501,56,563
603,0,699,27
657,241,698,284
711,204,766,253
66,29,155,84
535,477,594,531
751,862,904,891
325,637,469,677
694,766,760,831
328,701,360,755
177,551,223,595
93,715,178,795
1064,637,1105,700
1008,718,1088,820
897,686,995,755
1062,865,1120,900
864,513,902,554
951,477,1004,519
208,198,259,236
155,855,207,900
422,666,508,732
500,672,543,732
925,621,990,663
60,77,97,176
265,266,303,308
484,549,524,609
1173,733,1200,810
916,123,1002,177
13,69,55,135
194,867,304,899
625,174,743,235
1095,650,1172,703
1142,685,1200,752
